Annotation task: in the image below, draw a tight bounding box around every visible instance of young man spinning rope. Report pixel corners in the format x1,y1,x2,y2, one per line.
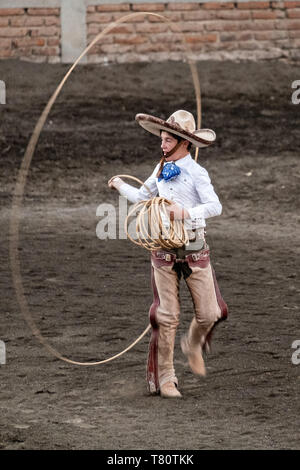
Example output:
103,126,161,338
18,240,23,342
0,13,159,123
108,110,228,399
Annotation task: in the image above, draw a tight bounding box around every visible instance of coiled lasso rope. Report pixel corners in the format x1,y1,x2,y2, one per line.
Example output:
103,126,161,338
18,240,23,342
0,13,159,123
112,175,189,251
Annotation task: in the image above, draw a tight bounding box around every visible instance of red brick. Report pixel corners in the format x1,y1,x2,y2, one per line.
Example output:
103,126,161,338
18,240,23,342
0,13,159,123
27,8,60,16
284,1,300,7
238,41,258,50
114,34,147,45
220,32,237,42
185,33,218,43
0,38,11,48
87,24,102,36
287,9,300,17
217,11,251,20
31,26,59,37
187,42,207,51
101,44,132,53
86,44,99,55
45,17,60,26
204,21,226,31
0,8,24,16
12,37,45,47
0,49,12,57
254,30,287,40
220,31,253,42
289,37,300,45
223,22,241,31
286,19,300,27
151,33,182,43
135,23,169,33
167,2,199,10
202,2,235,9
136,42,166,53
252,11,277,19
250,20,276,30
182,11,215,21
87,13,112,24
0,17,9,26
238,2,270,9
289,29,300,36
108,24,135,34
47,38,60,46
10,16,45,27
96,4,130,12
271,1,284,7
275,10,286,17
113,12,146,22
87,34,113,45
132,3,165,11
32,46,58,56
149,12,181,22
11,45,28,55
87,6,96,13
239,32,253,41
0,27,28,37
169,42,187,52
178,21,205,32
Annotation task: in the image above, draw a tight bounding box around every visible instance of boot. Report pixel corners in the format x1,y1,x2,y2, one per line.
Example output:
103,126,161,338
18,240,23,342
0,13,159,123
157,323,179,393
181,335,206,376
160,381,182,398
180,317,212,376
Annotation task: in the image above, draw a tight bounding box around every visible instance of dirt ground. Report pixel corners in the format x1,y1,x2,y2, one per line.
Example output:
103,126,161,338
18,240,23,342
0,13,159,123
0,58,299,450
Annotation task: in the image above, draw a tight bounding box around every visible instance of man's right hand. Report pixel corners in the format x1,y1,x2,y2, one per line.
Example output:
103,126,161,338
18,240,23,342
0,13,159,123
107,176,124,191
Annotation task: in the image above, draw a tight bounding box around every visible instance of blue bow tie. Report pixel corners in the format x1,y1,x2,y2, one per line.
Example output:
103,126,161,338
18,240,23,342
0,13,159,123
158,162,181,182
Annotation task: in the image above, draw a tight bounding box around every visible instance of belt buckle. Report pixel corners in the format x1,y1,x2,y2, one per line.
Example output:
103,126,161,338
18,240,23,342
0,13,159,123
165,254,171,262
192,253,199,261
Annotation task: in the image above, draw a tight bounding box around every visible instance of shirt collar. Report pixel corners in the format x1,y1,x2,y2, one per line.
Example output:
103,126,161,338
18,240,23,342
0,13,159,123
165,153,192,168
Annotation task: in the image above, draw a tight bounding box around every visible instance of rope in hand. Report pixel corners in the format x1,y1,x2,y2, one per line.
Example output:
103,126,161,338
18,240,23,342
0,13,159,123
109,174,190,251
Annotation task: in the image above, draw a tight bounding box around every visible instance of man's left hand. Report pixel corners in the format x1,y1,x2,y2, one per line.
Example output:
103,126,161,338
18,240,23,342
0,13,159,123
165,202,190,221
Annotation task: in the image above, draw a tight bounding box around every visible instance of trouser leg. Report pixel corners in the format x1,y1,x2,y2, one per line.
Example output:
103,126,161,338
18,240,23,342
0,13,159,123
147,256,180,392
183,254,228,374
185,262,222,348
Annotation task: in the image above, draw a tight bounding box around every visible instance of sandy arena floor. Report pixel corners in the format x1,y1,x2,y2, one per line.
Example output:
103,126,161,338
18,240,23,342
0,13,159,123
0,59,299,450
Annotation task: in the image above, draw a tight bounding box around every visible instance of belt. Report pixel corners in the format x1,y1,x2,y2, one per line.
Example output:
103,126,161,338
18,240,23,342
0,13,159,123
154,247,209,264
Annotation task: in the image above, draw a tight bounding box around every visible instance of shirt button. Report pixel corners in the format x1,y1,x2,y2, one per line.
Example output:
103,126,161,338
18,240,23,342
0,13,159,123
170,188,173,190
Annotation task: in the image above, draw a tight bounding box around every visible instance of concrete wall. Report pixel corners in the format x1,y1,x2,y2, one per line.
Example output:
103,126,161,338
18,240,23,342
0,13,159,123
0,1,300,63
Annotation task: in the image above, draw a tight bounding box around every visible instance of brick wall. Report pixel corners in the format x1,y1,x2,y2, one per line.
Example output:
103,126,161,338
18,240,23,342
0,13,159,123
86,2,300,63
0,7,61,62
1,2,300,63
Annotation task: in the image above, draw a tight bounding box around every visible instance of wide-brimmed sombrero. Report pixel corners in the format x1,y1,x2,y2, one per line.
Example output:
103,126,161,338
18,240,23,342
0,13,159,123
135,109,216,148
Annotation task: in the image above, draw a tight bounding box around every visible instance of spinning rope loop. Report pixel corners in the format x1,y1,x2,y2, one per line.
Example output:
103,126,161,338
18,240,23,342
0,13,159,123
9,11,202,366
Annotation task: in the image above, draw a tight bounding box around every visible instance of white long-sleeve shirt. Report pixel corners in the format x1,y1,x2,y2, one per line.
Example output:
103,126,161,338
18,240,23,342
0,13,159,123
119,153,222,229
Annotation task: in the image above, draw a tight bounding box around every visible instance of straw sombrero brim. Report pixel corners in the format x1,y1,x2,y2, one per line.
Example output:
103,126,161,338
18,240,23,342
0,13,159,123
135,113,216,148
